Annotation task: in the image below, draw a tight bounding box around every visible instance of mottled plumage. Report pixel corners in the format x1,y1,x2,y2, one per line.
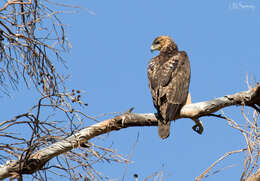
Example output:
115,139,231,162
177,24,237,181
148,36,191,139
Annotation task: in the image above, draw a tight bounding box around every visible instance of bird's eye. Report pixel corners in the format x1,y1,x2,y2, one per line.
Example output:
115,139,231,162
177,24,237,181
154,40,160,44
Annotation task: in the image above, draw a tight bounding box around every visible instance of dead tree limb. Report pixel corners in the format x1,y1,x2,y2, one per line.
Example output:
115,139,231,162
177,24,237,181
0,84,260,180
246,168,260,181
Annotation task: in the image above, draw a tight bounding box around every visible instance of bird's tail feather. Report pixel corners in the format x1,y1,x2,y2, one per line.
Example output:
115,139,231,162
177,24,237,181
158,121,170,139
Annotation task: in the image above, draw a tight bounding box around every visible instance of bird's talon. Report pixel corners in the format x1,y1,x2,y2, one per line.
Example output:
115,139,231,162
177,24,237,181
192,124,204,135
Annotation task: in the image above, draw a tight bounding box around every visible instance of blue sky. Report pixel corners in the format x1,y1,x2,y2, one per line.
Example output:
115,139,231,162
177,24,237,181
2,0,260,180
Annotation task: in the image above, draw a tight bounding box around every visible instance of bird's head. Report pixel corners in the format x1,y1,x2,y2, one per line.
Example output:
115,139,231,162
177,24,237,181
150,35,178,54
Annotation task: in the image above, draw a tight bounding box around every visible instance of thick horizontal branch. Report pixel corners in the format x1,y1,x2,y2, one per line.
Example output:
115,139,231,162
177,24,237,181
0,84,260,180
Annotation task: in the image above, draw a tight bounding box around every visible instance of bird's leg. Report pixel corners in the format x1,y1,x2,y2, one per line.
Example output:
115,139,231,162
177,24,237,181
185,92,192,105
184,93,203,134
191,118,204,135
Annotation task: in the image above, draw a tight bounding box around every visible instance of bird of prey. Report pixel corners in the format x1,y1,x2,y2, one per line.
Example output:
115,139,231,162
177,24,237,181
148,35,191,139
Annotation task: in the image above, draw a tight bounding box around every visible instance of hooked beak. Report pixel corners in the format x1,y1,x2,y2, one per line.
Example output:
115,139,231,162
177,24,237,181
150,44,160,53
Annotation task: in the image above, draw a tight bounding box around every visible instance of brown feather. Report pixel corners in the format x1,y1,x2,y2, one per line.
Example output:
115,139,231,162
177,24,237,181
148,36,191,139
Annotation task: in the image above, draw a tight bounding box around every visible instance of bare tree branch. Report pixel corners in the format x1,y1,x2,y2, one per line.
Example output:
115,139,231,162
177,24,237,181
246,168,260,181
0,84,260,180
0,0,74,95
195,149,247,181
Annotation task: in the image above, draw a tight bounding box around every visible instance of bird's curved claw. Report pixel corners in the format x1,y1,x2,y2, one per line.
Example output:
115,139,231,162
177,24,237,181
192,124,204,134
191,118,204,135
